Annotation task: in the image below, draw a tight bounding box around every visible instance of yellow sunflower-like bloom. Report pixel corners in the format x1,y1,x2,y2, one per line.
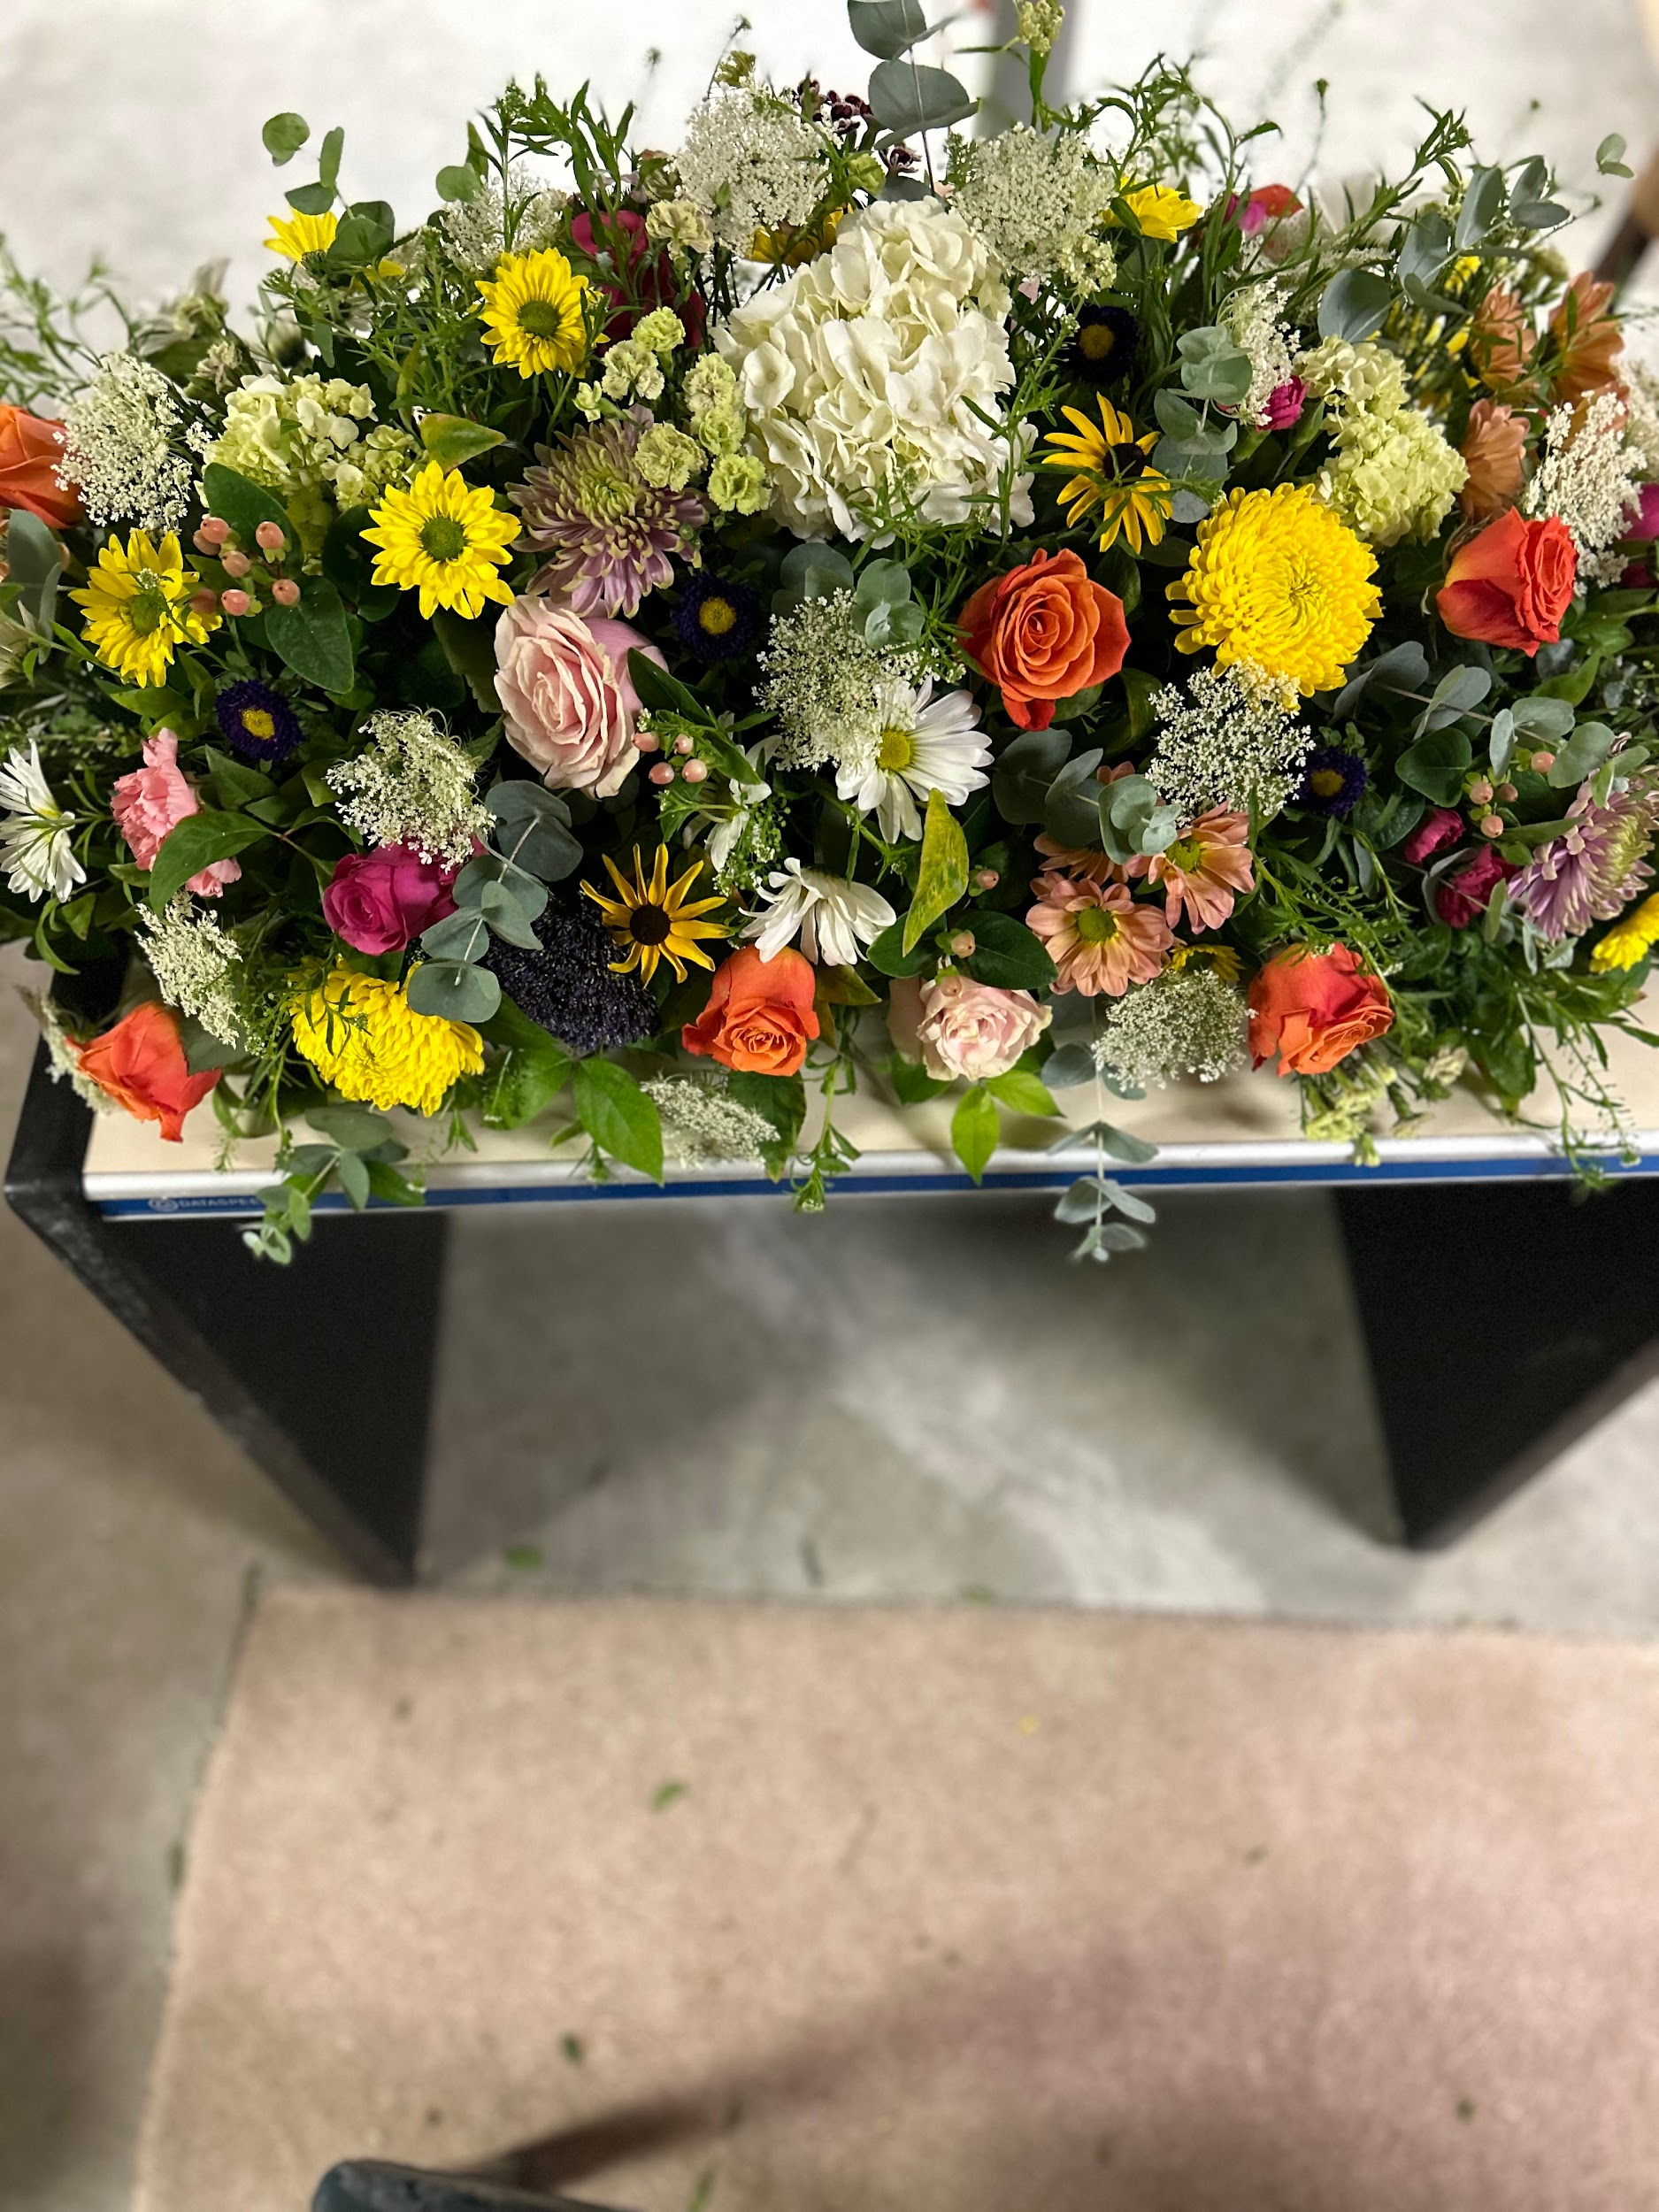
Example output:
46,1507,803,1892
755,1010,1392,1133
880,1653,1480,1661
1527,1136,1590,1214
477,248,590,379
581,845,728,986
1041,397,1171,554
1120,184,1203,242
1590,891,1659,972
1165,484,1381,698
361,459,518,620
265,209,339,262
69,530,218,687
289,966,483,1117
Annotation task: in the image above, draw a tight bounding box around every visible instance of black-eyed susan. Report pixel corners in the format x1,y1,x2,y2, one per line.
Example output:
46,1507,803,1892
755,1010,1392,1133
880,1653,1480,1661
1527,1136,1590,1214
265,210,339,263
70,530,218,687
581,845,728,985
1041,397,1172,555
361,459,518,620
477,248,591,379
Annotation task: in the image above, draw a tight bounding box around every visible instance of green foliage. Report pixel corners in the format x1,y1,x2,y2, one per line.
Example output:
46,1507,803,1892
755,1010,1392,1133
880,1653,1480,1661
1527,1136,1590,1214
572,1056,664,1180
902,788,970,952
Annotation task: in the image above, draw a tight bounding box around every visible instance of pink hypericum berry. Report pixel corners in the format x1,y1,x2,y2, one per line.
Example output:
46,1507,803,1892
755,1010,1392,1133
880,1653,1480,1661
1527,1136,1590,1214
648,762,675,786
199,516,231,547
680,758,709,784
949,931,976,958
1469,777,1494,805
1529,750,1555,774
270,578,301,606
673,733,695,756
254,520,287,552
1479,813,1504,838
633,730,660,752
973,867,1000,890
220,588,251,617
220,549,252,579
188,589,219,619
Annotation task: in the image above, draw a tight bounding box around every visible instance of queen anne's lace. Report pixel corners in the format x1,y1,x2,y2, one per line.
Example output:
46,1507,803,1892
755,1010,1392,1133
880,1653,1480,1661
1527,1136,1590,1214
672,87,833,256
1095,966,1250,1088
58,353,203,533
1525,392,1644,568
949,124,1118,289
140,895,243,1046
1147,663,1310,823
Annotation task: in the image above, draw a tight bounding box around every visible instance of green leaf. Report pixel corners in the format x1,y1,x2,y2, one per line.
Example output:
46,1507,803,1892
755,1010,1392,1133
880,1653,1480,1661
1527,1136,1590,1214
852,557,913,613
1395,727,1472,805
435,162,483,203
285,181,337,217
1042,748,1104,847
1397,211,1453,292
986,1069,1059,1117
889,1056,951,1104
868,58,976,137
777,541,856,609
200,462,291,544
321,503,400,620
304,1102,398,1150
431,606,497,710
420,910,493,963
902,788,970,954
991,726,1070,826
318,126,345,193
326,202,396,270
486,781,581,881
1547,720,1617,787
1486,707,1515,780
1317,268,1394,342
960,910,1056,991
1415,664,1490,733
148,811,270,910
572,1056,664,1181
726,1068,806,1159
405,959,502,1023
1597,133,1633,178
848,0,929,58
262,111,310,165
419,413,507,471
950,1086,1000,1183
626,649,706,723
335,1150,372,1210
1509,695,1577,741
4,507,62,631
865,919,933,977
264,574,355,695
1177,326,1254,405
479,997,572,1128
1041,1042,1096,1088
1454,165,1505,250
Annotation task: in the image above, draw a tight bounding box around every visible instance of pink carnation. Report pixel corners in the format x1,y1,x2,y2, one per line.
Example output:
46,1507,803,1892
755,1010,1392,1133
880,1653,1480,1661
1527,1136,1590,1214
495,595,663,799
111,731,241,897
889,972,1052,1082
1402,806,1465,866
1262,378,1306,431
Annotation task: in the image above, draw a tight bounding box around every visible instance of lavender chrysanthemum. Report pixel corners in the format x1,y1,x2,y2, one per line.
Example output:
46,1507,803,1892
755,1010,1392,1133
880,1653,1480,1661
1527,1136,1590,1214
483,908,658,1056
509,406,705,620
1509,772,1659,941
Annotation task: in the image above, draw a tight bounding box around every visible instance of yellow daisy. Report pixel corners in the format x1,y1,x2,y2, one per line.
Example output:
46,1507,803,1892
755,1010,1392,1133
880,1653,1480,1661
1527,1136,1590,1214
1165,484,1381,699
1041,397,1172,554
1119,184,1204,242
289,966,483,1117
1591,891,1659,972
265,209,339,262
476,249,590,379
581,846,728,986
361,459,518,620
70,530,218,688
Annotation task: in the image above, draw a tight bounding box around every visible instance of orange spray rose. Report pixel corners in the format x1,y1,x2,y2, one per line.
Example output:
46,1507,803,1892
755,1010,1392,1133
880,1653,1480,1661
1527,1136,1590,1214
1248,945,1394,1078
1436,507,1576,657
682,945,820,1077
75,1002,220,1141
957,548,1129,730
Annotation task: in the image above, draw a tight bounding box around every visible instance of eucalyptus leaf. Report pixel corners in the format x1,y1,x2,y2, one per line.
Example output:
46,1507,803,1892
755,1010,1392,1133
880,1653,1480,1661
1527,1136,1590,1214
304,1102,397,1151
1396,727,1472,805
992,726,1070,826
1041,1043,1097,1088
1487,707,1515,779
1455,165,1506,250
262,111,310,165
1546,720,1617,787
405,958,502,1023
868,58,976,137
487,781,582,880
1176,326,1254,404
848,0,929,57
419,910,491,962
435,162,484,202
1317,268,1394,342
1397,211,1453,291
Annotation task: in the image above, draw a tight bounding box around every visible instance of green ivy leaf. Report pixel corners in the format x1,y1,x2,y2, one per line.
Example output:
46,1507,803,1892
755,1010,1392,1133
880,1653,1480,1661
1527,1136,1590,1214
572,1056,664,1181
148,811,270,910
950,1085,1000,1183
902,787,970,953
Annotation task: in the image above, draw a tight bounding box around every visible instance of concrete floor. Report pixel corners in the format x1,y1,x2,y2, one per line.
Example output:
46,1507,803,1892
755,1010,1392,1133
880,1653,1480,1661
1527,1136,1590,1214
6,2,1659,2205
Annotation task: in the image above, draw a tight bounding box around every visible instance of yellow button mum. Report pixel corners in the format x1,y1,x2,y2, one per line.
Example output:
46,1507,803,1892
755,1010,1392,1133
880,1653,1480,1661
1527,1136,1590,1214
361,459,518,621
265,210,339,262
477,248,590,379
1165,484,1381,699
290,966,484,1117
70,529,218,687
1590,891,1659,972
1119,184,1203,242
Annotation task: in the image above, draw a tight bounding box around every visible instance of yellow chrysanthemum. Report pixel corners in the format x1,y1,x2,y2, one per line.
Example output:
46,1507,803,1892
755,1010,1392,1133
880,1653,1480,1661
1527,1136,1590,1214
1165,484,1381,698
581,845,728,986
1119,184,1203,242
1041,396,1171,554
69,530,218,687
361,459,518,620
265,209,339,262
289,966,483,1117
476,249,590,379
1591,891,1659,972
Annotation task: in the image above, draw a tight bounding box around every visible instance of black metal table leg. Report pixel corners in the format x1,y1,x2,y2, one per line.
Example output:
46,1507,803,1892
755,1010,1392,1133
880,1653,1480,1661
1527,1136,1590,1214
4,1044,444,1584
1336,1177,1659,1548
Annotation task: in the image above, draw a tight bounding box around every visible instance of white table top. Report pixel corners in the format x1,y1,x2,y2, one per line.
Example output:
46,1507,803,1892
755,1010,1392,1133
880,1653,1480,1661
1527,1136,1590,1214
80,1002,1659,1217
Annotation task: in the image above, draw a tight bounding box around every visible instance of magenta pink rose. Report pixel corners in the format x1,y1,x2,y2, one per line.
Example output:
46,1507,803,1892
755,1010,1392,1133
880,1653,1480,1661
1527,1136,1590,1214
1402,806,1465,866
111,730,241,897
323,844,458,955
890,972,1053,1082
1437,845,1518,928
494,595,664,798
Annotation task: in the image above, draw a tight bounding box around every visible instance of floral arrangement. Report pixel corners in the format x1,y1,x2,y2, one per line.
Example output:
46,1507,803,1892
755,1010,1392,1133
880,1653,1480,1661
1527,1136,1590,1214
2,5,1656,1261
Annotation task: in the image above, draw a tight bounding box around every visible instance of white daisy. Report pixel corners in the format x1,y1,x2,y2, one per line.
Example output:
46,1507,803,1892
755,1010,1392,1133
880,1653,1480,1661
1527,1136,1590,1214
835,680,992,842
743,858,896,968
703,745,772,876
0,742,84,903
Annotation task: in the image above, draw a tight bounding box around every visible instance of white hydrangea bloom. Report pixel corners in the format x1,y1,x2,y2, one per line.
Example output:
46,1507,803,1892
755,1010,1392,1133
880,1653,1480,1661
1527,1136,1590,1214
57,353,202,534
949,124,1118,289
1296,334,1465,547
1295,335,1408,416
672,87,833,256
1525,391,1644,567
717,197,1032,542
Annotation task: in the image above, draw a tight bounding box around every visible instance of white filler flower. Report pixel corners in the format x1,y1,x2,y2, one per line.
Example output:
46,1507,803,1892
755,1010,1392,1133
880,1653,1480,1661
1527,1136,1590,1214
835,680,990,841
0,742,83,902
743,858,895,967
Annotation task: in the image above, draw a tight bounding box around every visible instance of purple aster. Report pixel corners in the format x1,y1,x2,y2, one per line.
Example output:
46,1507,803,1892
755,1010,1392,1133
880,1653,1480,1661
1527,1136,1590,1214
482,907,658,1056
672,573,762,663
1509,772,1659,941
1297,746,1369,818
214,679,303,764
509,406,705,621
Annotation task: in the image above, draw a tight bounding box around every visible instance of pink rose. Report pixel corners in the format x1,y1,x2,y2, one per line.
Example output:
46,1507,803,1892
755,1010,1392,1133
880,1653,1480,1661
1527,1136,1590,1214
494,595,664,798
890,972,1052,1082
323,844,458,955
111,730,241,897
1402,806,1465,865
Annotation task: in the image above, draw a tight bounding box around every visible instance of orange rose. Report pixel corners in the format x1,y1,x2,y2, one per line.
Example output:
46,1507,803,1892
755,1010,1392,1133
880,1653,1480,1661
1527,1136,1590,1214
0,404,81,531
957,548,1129,731
1437,507,1576,657
1248,944,1393,1078
75,1002,220,1141
681,945,820,1077
1548,273,1623,408
1458,399,1527,520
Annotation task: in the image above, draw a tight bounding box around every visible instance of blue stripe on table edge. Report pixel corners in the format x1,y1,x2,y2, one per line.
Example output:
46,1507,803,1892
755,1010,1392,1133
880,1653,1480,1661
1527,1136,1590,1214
95,1148,1659,1217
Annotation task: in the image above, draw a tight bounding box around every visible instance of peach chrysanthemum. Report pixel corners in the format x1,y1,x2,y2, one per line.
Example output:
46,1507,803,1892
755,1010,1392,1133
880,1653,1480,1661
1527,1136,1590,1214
1025,872,1172,997
1144,808,1254,932
1548,273,1624,409
1459,399,1529,519
1468,286,1538,398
